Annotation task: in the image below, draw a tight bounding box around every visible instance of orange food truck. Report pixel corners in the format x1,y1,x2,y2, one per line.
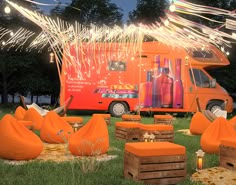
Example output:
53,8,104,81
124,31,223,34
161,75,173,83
59,41,233,117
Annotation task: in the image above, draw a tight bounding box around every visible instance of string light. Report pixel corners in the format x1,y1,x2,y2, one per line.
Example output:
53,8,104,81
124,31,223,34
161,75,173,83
2,0,236,79
49,52,54,63
4,6,11,14
169,1,176,12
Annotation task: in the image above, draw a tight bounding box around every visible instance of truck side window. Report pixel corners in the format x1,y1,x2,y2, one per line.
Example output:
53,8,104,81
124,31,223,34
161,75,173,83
189,68,210,88
108,61,126,71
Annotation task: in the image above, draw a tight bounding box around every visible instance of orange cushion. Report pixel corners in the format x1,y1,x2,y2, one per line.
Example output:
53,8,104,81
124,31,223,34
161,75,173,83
115,122,141,128
14,106,26,120
17,120,33,128
125,142,185,157
23,108,44,130
200,117,236,154
40,111,73,144
68,114,109,156
61,116,83,124
229,116,236,128
154,115,173,119
189,112,211,135
98,114,111,119
220,138,236,148
0,114,43,160
139,124,173,131
122,114,141,120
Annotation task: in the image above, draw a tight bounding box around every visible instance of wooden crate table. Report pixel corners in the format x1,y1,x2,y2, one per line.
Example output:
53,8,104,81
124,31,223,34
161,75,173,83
124,142,187,185
61,116,84,132
97,114,111,125
220,138,236,170
154,115,173,125
139,124,174,142
122,114,141,122
115,122,141,141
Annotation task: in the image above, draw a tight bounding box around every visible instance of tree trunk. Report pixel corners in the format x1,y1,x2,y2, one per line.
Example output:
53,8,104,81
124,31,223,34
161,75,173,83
2,73,8,104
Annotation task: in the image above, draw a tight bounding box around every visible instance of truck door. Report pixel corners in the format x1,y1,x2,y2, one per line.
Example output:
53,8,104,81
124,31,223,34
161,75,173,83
187,67,223,112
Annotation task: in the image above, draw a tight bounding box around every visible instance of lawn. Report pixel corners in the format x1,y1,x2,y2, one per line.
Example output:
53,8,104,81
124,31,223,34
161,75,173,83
0,105,225,185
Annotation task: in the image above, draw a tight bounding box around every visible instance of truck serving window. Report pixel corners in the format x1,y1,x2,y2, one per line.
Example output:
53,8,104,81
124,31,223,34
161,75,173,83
189,68,211,88
108,61,126,71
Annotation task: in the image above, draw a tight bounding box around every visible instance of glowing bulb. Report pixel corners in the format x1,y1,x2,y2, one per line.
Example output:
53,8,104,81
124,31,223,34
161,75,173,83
49,52,54,63
10,32,14,36
209,34,215,40
164,20,169,26
221,46,225,52
2,41,6,45
226,51,230,56
4,6,11,14
169,4,176,12
232,33,236,39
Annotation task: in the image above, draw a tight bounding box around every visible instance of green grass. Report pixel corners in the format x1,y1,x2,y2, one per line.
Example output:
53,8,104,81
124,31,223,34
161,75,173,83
0,106,222,185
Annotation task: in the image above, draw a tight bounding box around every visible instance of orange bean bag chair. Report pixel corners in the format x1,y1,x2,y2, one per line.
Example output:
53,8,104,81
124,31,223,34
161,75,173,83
200,117,236,154
229,116,236,129
189,112,211,135
23,108,44,130
40,111,73,144
68,114,109,156
14,106,26,120
17,120,34,129
0,114,43,160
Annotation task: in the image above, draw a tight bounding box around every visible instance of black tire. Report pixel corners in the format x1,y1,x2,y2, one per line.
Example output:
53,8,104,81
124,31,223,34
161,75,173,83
109,102,129,117
206,101,224,113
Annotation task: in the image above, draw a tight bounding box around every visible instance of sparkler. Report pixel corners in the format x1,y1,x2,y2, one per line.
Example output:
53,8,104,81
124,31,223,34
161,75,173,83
1,0,236,79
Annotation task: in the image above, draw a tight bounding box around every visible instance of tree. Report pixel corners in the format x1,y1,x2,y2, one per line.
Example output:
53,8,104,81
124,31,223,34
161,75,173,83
128,0,169,25
62,0,123,26
0,1,60,104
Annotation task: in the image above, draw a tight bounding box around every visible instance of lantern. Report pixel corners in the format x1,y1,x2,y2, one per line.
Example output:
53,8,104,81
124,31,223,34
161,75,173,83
49,52,54,63
149,134,155,142
4,6,11,14
196,149,205,171
143,132,149,142
73,123,79,132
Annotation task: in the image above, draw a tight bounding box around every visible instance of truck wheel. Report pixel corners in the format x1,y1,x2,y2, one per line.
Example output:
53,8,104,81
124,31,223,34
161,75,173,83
206,101,224,113
109,102,128,117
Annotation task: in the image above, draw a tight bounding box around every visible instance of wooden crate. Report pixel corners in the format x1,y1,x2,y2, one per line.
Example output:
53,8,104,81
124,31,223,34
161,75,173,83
154,115,173,125
124,151,186,185
101,114,111,125
122,115,141,122
220,144,236,170
140,130,174,142
115,127,141,141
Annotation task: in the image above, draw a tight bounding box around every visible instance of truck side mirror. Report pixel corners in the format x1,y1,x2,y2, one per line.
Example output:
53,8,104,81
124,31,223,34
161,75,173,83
210,78,216,88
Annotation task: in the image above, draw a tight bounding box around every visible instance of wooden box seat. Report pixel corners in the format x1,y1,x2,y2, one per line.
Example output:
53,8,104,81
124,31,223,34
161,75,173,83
100,114,111,125
139,124,174,142
61,116,84,131
122,114,141,122
124,142,187,185
220,138,236,170
115,122,174,142
115,122,142,141
154,115,173,125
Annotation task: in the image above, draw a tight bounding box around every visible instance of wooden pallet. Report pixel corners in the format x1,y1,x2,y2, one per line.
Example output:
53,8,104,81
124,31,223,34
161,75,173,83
115,127,141,141
154,115,173,125
220,144,236,171
122,115,141,122
124,151,187,185
140,130,174,142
